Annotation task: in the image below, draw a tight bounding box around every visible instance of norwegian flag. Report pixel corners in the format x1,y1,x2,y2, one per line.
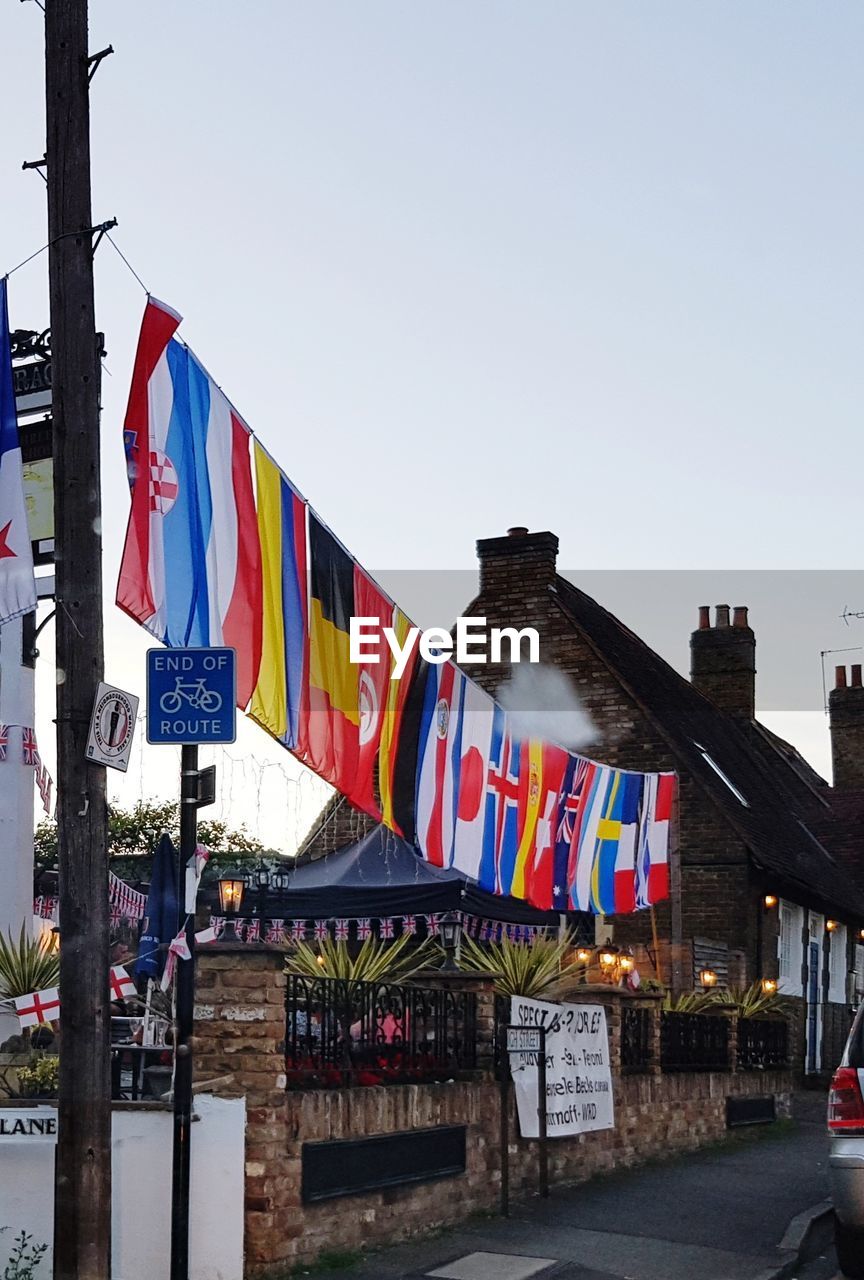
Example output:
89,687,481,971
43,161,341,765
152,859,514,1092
401,915,417,936
245,918,261,943
356,918,372,941
109,966,136,1002
379,917,394,940
0,724,8,762
427,913,441,937
314,920,330,941
334,919,349,941
266,919,285,944
14,987,60,1030
21,727,38,766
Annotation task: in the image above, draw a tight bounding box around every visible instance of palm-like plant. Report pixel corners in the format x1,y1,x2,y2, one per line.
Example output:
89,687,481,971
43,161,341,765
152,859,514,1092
0,926,59,1001
662,989,713,1013
284,933,438,985
705,981,789,1018
458,933,586,998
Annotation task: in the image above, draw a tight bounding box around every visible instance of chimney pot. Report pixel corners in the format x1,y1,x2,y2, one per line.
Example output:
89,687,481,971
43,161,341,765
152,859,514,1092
698,606,710,630
853,665,863,689
715,604,731,628
732,606,749,629
507,526,529,538
836,666,848,690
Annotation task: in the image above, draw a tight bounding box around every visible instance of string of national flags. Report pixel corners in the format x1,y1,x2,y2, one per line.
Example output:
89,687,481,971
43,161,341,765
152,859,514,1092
34,871,148,925
116,298,676,916
0,723,54,814
204,911,553,945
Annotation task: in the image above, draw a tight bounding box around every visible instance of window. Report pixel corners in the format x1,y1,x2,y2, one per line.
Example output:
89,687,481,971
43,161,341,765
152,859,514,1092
829,924,848,1004
778,902,804,995
855,945,864,999
692,743,749,807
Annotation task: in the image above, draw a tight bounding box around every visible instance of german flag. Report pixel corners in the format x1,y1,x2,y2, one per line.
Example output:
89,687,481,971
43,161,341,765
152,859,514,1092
301,515,361,791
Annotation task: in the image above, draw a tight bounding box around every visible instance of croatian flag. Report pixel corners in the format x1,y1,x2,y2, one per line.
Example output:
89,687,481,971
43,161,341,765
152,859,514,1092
415,661,467,868
116,298,263,706
0,281,37,626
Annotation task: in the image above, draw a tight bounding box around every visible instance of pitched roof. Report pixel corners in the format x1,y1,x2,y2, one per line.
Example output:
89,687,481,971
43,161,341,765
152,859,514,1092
552,576,864,920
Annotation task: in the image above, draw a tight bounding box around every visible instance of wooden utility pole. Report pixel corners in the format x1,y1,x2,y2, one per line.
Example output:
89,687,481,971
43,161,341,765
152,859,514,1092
45,1,112,1276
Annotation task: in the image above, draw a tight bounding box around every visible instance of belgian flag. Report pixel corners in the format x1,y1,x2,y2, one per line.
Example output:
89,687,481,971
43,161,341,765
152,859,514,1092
301,515,360,789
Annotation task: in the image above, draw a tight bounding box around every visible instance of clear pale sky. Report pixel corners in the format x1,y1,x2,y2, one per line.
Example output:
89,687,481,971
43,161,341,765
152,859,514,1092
2,3,862,851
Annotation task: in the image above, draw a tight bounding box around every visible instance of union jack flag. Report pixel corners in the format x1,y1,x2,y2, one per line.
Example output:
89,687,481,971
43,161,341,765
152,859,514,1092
401,915,417,936
210,917,225,937
245,918,261,943
378,917,394,940
22,727,38,766
0,724,8,761
290,920,307,943
427,913,441,937
266,919,285,944
356,917,372,940
334,919,349,941
512,925,522,943
314,919,330,941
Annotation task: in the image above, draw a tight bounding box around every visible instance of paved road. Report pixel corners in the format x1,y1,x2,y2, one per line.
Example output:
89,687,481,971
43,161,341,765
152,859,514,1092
303,1093,831,1280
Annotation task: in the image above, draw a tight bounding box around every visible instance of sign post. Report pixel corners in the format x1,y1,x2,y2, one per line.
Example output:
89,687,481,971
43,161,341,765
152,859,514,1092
505,1024,548,1203
146,646,236,1280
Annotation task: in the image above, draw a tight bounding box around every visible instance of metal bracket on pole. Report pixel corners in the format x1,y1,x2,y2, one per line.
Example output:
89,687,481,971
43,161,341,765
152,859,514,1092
87,45,114,82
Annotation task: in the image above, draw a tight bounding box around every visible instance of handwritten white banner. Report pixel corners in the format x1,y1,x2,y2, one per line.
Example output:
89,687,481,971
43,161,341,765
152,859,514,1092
509,996,614,1138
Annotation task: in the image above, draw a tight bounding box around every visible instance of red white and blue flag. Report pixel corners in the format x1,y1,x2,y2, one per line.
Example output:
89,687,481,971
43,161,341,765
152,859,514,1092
116,298,263,706
415,661,467,868
0,281,37,625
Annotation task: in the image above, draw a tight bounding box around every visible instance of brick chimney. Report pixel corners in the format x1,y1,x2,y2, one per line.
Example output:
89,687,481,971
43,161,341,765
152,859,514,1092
690,604,756,719
830,664,864,789
476,527,559,597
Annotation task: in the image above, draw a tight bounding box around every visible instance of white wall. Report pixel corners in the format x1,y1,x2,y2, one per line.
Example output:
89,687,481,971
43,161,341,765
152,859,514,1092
0,1095,245,1280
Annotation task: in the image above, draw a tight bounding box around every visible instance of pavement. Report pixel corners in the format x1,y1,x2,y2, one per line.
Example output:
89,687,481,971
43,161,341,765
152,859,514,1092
299,1093,834,1280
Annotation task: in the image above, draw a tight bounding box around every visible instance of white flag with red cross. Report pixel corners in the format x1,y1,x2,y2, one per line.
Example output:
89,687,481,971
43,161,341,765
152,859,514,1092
14,987,60,1030
109,965,136,1002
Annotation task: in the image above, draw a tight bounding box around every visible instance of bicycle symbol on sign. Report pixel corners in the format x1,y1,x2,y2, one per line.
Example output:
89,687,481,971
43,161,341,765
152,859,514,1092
158,677,223,715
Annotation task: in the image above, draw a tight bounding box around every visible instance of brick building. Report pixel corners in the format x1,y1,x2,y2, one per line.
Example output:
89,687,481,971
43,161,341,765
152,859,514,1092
298,527,864,1076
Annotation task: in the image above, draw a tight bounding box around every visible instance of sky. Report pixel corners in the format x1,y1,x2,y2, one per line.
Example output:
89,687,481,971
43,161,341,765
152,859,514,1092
1,2,863,852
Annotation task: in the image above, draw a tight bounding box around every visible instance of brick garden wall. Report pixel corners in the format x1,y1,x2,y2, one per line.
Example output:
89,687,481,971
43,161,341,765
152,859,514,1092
194,947,794,1274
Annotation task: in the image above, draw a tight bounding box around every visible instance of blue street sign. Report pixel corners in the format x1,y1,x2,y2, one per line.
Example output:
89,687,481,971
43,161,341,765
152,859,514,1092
146,647,237,745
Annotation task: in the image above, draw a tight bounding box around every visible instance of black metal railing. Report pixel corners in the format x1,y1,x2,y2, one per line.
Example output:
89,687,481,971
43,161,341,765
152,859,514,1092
285,974,477,1088
660,1011,729,1073
110,1046,173,1100
621,1006,652,1073
736,1017,789,1071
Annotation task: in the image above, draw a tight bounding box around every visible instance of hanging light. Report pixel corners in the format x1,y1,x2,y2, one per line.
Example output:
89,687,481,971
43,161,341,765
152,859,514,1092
699,968,718,989
439,911,462,972
255,866,271,891
271,867,290,894
761,977,778,996
218,870,246,942
827,919,839,933
763,894,778,909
